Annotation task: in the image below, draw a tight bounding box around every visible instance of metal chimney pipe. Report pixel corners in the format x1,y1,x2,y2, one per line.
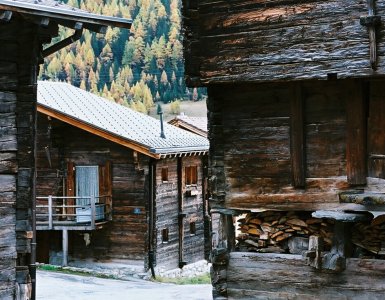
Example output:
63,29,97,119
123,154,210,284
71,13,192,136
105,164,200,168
157,103,166,139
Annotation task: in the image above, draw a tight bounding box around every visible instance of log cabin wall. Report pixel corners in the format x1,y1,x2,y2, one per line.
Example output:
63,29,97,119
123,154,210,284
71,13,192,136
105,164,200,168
0,16,40,299
154,158,179,269
36,115,149,262
183,0,385,85
181,156,205,264
154,156,205,269
208,80,353,211
183,0,385,298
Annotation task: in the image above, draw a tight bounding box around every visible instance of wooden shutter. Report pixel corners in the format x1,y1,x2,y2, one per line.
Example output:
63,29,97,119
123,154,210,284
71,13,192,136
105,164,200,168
191,166,198,184
66,161,75,218
99,161,112,217
185,166,191,185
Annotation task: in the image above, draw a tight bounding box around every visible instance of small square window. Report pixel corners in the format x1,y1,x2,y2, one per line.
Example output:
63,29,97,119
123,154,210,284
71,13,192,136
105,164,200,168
185,166,198,185
161,167,168,182
161,228,169,243
189,222,196,235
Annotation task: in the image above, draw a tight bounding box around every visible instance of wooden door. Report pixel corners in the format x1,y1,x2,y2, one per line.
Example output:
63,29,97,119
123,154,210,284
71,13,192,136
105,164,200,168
368,81,385,178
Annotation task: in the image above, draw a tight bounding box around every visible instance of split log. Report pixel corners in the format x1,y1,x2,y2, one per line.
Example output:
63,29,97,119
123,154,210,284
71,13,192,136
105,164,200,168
236,211,334,254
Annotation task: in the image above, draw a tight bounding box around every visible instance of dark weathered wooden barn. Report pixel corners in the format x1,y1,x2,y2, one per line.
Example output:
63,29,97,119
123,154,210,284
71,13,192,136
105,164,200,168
35,81,209,274
0,1,130,299
182,1,385,299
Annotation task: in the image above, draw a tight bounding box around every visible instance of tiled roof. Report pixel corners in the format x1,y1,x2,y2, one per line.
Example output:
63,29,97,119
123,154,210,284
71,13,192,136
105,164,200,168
37,81,209,157
169,115,207,137
0,0,131,29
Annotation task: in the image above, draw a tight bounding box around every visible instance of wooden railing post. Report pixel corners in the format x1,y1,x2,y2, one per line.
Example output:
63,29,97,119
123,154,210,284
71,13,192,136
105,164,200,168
90,196,96,229
48,195,53,230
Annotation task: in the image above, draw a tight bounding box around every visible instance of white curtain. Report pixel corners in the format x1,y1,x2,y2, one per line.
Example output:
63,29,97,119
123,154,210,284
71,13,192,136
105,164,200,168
76,166,99,207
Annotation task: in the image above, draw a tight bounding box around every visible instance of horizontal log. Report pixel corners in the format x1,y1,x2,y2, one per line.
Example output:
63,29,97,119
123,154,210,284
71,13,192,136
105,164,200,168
183,0,385,83
226,252,385,299
0,152,17,174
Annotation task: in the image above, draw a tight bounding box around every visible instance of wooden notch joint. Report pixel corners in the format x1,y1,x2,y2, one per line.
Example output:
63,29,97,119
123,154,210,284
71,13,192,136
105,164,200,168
360,15,381,27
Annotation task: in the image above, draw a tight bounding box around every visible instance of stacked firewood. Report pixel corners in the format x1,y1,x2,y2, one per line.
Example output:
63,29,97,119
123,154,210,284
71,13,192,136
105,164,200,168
236,211,334,254
352,215,385,256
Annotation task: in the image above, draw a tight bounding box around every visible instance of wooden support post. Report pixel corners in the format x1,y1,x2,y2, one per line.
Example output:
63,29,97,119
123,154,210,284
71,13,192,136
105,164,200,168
224,214,235,252
177,157,186,268
62,229,68,267
304,235,324,269
48,195,53,230
290,83,305,188
211,248,229,299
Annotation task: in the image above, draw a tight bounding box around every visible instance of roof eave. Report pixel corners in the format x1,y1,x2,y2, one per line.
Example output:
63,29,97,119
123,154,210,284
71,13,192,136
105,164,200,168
150,146,209,158
0,0,132,29
168,119,207,137
37,103,160,159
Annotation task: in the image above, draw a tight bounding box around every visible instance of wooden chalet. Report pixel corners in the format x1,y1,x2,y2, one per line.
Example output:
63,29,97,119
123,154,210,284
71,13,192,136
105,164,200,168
0,1,130,299
182,0,385,299
169,114,208,137
35,81,210,275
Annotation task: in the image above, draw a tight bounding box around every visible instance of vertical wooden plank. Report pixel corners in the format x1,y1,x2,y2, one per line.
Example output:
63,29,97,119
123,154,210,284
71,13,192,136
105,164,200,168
66,161,75,218
290,83,305,188
346,80,367,184
104,161,112,220
367,80,385,178
98,165,105,196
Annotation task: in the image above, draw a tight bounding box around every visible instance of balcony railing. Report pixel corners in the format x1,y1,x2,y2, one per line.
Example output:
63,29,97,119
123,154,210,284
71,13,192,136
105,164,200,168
36,195,112,230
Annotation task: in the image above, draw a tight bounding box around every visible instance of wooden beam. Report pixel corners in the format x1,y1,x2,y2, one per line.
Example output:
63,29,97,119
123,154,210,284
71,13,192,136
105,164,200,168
290,83,305,188
37,105,159,159
0,10,12,22
62,229,68,266
177,157,185,267
346,80,366,185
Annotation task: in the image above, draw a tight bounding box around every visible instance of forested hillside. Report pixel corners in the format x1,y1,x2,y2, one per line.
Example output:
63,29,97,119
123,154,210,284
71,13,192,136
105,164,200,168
39,0,205,113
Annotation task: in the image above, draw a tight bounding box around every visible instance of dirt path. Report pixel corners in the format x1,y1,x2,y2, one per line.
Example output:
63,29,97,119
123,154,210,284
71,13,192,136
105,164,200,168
36,270,212,300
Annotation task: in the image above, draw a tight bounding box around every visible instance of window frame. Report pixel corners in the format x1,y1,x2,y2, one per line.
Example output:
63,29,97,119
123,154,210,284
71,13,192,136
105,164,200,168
189,221,196,236
185,165,198,186
161,167,168,183
161,228,169,243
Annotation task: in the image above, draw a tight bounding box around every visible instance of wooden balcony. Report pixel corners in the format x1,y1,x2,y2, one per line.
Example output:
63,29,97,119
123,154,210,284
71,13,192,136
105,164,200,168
36,195,112,231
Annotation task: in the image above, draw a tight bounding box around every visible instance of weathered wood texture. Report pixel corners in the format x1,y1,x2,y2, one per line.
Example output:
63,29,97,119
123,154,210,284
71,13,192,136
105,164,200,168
182,0,385,85
36,116,149,262
155,156,205,268
346,80,366,185
207,80,356,210
367,80,385,178
0,15,41,299
226,252,385,299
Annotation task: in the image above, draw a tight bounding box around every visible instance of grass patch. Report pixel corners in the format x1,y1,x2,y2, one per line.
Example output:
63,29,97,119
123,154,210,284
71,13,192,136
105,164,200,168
153,273,211,285
37,264,116,279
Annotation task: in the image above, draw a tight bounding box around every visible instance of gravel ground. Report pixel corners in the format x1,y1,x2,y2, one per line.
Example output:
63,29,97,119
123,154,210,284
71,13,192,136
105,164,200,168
36,270,212,300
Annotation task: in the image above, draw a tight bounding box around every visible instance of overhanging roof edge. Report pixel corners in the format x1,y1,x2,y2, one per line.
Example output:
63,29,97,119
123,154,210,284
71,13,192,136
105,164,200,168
0,0,132,29
37,103,159,159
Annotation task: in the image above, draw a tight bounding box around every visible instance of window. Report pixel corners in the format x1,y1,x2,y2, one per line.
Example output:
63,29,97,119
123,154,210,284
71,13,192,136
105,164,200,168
189,222,196,235
161,167,168,182
161,228,169,243
185,165,198,185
